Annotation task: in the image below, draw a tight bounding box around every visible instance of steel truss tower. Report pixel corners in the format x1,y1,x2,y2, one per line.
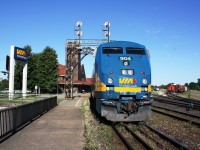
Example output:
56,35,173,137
65,39,108,98
65,21,110,98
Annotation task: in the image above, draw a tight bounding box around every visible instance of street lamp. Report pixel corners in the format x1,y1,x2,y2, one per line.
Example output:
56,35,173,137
102,21,110,42
1,71,9,78
1,71,8,75
75,21,82,45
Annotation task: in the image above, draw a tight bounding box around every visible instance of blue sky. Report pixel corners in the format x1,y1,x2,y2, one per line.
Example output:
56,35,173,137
0,0,200,86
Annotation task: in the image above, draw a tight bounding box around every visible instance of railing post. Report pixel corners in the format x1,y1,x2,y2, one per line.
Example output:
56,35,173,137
13,107,17,133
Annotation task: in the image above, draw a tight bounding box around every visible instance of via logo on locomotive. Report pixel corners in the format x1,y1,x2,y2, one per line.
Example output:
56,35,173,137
119,78,137,84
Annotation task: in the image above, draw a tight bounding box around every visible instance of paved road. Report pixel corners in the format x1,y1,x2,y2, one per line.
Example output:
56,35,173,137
0,95,88,150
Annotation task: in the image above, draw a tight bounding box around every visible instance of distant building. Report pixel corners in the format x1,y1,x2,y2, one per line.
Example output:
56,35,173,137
58,64,66,93
58,64,93,93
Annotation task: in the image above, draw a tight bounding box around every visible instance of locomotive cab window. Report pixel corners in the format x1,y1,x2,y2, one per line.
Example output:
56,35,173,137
102,47,123,54
126,47,145,55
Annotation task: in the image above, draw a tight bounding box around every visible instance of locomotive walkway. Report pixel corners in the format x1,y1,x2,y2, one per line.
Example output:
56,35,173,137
0,94,88,150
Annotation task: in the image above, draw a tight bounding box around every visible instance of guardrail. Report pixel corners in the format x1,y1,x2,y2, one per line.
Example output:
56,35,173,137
0,96,57,142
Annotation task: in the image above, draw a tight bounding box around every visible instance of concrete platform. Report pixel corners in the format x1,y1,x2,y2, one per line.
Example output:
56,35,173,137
0,95,88,150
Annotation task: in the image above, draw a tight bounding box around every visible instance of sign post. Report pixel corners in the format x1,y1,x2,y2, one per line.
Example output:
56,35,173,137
22,62,28,97
9,46,15,100
9,46,28,100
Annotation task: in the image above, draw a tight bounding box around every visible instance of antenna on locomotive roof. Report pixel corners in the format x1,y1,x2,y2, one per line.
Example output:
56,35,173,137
102,21,110,42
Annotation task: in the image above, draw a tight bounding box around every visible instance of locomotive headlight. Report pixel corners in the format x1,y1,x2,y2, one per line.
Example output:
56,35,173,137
108,78,113,83
142,79,147,84
121,69,127,75
128,70,133,75
123,61,129,66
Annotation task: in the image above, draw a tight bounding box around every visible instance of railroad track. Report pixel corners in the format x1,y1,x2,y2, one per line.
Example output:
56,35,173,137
168,95,200,104
153,96,200,110
143,123,190,150
111,123,153,150
152,107,200,126
152,104,200,119
111,123,190,150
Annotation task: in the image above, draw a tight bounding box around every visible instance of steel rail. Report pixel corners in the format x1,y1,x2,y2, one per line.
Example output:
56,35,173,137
152,105,200,119
122,124,153,150
110,123,134,150
153,97,200,110
144,123,191,150
168,95,200,104
156,95,200,106
152,108,200,126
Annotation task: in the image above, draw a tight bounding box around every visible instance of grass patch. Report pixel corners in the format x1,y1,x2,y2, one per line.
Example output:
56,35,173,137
57,98,63,104
177,91,190,98
81,100,115,150
0,94,60,106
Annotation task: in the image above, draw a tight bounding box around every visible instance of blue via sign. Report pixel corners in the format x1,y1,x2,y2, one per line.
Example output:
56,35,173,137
14,47,28,62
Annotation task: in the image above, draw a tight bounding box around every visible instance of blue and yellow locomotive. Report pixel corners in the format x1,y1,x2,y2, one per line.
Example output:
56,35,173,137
92,41,151,122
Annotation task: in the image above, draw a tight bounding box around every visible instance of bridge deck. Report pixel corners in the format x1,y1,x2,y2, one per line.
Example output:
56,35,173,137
0,94,87,150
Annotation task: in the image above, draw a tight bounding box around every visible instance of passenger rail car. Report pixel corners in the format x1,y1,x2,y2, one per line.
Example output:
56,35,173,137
92,41,152,122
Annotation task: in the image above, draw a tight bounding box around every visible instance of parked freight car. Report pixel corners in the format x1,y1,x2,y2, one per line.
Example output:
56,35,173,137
167,83,187,93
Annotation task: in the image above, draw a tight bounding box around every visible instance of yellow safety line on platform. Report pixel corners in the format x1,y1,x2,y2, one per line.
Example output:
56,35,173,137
75,98,81,107
84,99,89,105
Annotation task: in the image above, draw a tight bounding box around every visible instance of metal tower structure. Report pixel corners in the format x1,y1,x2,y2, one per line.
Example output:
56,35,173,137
65,21,110,98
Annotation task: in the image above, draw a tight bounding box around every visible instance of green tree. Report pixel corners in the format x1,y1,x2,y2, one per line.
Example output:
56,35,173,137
14,61,24,90
185,83,189,90
13,45,59,93
159,84,167,89
24,45,32,55
27,53,40,91
189,82,198,90
0,79,9,90
38,46,58,93
198,78,200,86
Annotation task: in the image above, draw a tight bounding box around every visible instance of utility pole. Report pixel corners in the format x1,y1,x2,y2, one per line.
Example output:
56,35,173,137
65,22,82,99
102,21,110,42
